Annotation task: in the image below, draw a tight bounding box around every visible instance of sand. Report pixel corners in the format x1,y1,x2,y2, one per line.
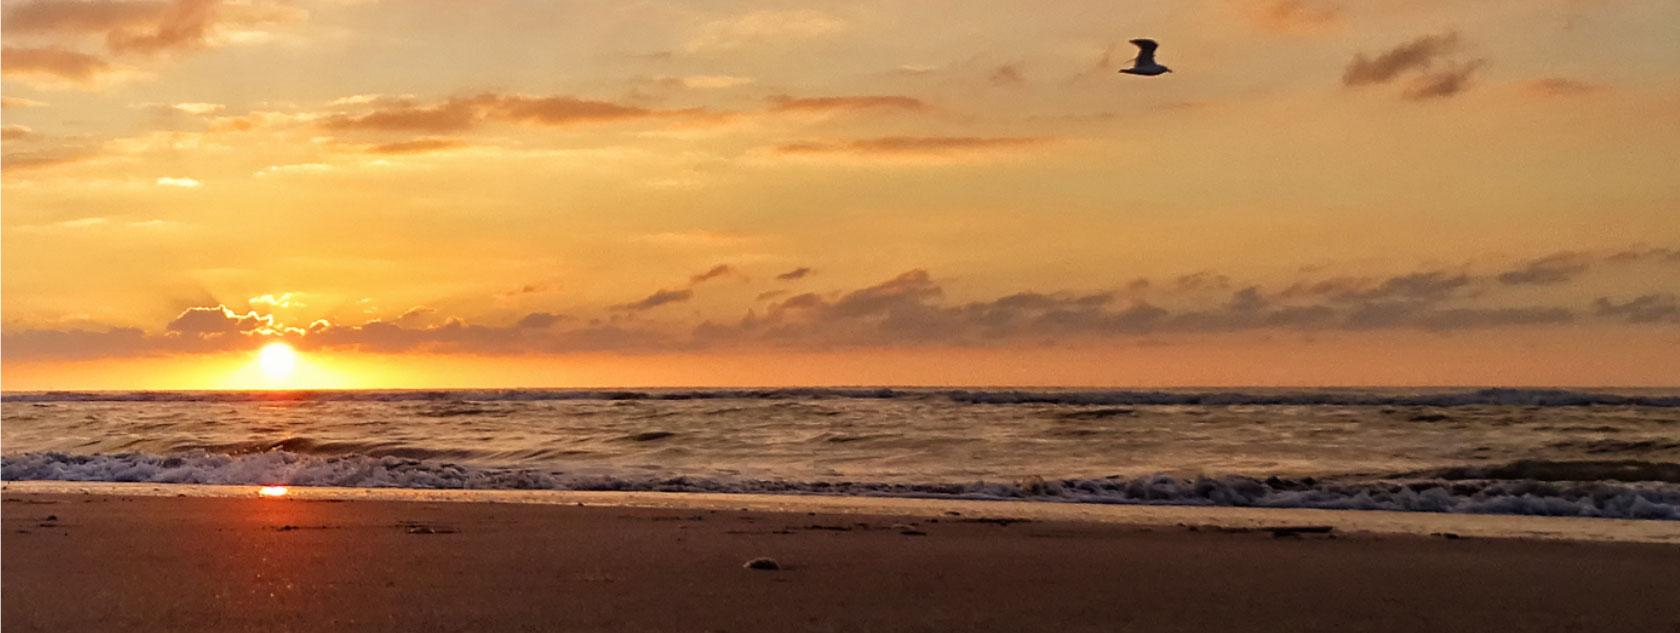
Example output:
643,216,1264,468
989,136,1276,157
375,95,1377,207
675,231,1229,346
4,491,1679,632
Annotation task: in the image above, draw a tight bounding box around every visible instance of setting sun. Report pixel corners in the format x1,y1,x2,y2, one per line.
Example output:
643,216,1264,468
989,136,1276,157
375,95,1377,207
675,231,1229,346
257,343,298,382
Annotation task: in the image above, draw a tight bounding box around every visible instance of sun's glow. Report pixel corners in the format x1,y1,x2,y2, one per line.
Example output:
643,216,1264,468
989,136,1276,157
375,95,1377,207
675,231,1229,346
257,342,298,381
258,486,289,497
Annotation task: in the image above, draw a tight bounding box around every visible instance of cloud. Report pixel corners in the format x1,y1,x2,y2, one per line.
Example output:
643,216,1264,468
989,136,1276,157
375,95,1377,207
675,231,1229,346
1497,252,1591,286
320,96,485,132
2,0,306,56
2,0,164,35
689,264,739,285
1244,0,1343,34
2,125,35,140
656,75,754,89
616,288,694,311
1523,78,1608,97
320,93,687,133
1,45,122,86
988,65,1024,87
254,163,331,177
1342,303,1572,331
2,96,50,108
767,94,928,113
1174,272,1232,292
104,0,217,55
169,101,223,114
8,245,1666,360
1402,59,1484,100
248,292,303,309
1347,271,1471,302
514,312,567,329
1343,32,1460,87
0,151,89,172
687,9,846,51
155,176,201,188
1594,295,1680,324
165,305,275,336
365,137,467,155
1606,247,1680,264
772,136,1052,158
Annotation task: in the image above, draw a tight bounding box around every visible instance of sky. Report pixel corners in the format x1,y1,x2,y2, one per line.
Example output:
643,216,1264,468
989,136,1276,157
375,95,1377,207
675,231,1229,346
2,0,1678,390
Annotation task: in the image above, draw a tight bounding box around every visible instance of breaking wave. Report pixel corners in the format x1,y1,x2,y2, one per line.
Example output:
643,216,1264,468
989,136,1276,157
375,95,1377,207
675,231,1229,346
5,452,1677,520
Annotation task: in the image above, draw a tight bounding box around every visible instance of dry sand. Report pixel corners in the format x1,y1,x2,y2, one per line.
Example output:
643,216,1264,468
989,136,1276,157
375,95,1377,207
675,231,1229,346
4,491,1679,632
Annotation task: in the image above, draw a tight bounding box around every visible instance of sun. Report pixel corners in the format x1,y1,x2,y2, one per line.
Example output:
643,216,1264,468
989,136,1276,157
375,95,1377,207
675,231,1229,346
257,342,299,381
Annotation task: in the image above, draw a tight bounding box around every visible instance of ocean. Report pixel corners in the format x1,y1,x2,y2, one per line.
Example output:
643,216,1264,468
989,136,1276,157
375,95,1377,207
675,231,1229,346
4,387,1678,520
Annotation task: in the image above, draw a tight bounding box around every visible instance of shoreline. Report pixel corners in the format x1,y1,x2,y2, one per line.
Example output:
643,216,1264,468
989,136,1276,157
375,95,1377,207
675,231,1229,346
7,480,1676,544
5,489,1679,632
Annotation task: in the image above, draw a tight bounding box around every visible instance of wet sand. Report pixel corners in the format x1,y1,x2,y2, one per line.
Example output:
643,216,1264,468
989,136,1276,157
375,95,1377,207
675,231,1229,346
4,492,1679,632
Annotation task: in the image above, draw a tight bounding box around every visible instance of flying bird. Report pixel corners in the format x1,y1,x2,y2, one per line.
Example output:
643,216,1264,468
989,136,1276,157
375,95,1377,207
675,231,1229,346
1119,38,1171,76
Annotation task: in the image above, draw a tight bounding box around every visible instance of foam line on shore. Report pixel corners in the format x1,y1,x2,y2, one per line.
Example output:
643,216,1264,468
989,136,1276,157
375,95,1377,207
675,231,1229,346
6,480,1678,544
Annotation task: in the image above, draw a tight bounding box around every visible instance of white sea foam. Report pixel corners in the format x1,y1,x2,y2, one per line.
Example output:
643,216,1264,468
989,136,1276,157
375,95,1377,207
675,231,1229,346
4,451,1676,520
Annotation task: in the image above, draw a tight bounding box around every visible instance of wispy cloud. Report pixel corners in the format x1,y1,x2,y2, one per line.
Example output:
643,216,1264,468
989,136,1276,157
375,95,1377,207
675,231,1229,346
686,9,846,52
615,288,694,312
155,176,202,188
1243,0,1343,34
772,136,1052,159
767,94,928,113
1523,78,1608,97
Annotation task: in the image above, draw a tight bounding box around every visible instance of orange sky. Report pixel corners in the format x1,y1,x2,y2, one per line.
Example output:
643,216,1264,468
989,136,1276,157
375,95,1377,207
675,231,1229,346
4,0,1678,389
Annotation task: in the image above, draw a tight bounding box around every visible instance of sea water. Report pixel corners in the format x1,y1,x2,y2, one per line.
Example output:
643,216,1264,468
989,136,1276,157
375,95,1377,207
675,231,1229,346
4,387,1677,520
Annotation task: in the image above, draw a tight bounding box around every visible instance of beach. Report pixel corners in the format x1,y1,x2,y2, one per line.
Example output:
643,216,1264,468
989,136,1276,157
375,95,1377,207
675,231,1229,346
5,488,1678,632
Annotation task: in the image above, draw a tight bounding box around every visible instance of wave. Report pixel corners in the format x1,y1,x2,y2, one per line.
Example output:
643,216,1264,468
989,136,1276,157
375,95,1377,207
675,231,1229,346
5,452,1677,520
4,387,1678,407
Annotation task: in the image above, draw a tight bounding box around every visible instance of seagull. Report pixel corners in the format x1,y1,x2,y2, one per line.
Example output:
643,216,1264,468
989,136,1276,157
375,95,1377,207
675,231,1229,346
1118,38,1171,76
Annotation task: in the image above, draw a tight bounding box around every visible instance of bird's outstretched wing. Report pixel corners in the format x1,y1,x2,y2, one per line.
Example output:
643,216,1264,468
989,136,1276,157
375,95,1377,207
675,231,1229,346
1129,38,1158,66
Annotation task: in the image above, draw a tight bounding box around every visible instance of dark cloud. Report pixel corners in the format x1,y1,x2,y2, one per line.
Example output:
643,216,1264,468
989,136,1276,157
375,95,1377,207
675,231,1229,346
0,151,90,171
775,267,813,281
1174,271,1232,292
1343,32,1459,87
688,264,738,285
104,0,215,55
2,0,163,34
767,95,927,113
1402,59,1484,100
1594,295,1680,324
1,45,115,84
10,246,1667,360
322,94,687,134
1344,303,1572,331
514,312,567,329
321,96,487,133
0,327,150,359
2,0,304,59
616,288,693,311
2,125,36,141
988,65,1024,87
1606,247,1680,264
1497,252,1591,286
1348,271,1471,302
165,305,274,336
492,94,657,126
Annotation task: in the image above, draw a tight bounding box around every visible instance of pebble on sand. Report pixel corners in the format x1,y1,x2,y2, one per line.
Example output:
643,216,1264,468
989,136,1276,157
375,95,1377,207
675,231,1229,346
743,557,781,571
